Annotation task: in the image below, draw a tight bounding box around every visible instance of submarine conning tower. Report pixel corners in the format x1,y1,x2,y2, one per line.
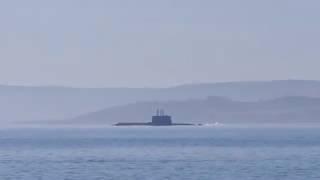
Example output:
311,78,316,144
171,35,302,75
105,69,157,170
152,109,172,126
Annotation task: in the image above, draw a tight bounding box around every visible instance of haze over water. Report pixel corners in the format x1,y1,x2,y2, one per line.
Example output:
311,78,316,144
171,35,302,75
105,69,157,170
1,126,320,180
1,0,320,179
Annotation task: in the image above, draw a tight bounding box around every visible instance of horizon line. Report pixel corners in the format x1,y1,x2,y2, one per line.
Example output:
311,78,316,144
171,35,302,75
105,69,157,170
0,79,319,89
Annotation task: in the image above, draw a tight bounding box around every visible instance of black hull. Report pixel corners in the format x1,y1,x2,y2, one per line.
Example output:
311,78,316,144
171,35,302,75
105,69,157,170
114,122,199,126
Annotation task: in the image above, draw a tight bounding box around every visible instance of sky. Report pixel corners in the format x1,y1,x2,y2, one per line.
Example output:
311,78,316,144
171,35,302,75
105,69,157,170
0,0,319,88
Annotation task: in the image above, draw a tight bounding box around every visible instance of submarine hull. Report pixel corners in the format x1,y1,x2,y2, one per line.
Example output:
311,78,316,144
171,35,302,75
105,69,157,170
114,122,198,126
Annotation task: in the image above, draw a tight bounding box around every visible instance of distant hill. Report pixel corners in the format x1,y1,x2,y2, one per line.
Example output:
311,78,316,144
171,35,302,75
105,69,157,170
2,80,320,123
69,96,320,124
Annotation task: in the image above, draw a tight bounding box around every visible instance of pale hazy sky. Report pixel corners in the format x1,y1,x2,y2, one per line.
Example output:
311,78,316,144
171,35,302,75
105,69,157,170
0,0,319,87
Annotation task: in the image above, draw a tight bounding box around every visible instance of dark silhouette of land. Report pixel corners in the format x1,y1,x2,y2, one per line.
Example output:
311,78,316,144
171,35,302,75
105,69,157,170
69,96,320,124
2,80,320,123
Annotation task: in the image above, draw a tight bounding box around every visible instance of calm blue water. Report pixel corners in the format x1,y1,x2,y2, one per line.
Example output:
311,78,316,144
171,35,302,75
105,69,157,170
0,126,320,180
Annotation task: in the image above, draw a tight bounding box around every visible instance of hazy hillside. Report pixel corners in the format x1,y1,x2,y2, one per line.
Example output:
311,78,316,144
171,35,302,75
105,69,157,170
2,80,320,123
69,96,320,124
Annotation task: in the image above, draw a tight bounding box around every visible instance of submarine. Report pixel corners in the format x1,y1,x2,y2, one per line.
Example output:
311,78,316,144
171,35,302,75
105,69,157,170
114,109,200,126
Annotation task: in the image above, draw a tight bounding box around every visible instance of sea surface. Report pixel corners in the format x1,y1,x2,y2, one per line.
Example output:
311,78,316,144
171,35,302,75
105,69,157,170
0,125,320,180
